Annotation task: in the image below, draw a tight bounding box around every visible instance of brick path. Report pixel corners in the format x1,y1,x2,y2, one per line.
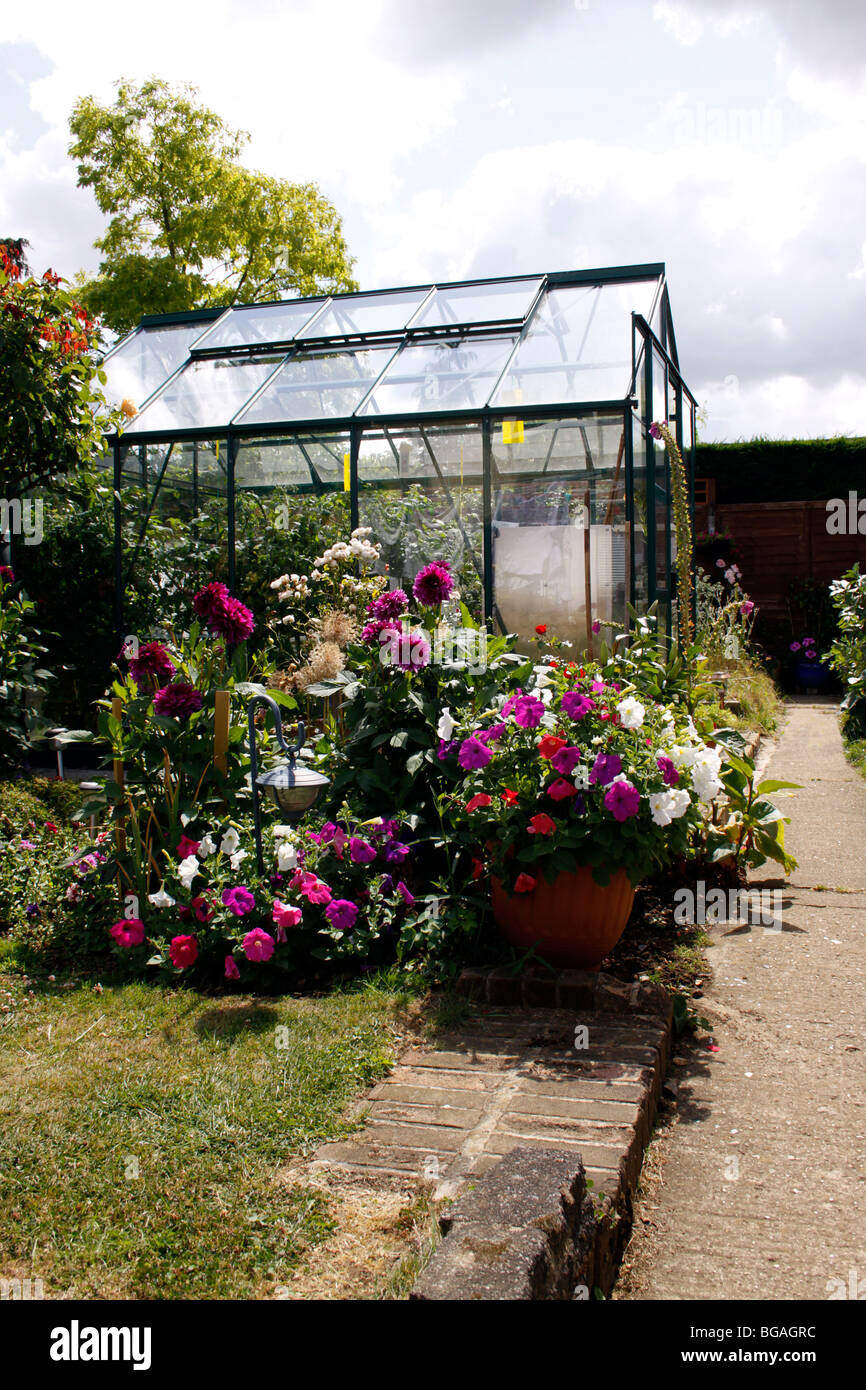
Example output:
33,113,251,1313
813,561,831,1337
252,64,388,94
313,980,671,1233
617,700,866,1300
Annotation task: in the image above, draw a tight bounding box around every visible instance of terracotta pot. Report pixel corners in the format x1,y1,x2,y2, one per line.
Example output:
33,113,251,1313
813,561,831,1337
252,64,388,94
491,864,635,970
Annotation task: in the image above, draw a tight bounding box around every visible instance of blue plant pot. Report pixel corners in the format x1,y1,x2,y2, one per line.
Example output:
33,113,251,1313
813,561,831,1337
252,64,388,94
796,659,830,689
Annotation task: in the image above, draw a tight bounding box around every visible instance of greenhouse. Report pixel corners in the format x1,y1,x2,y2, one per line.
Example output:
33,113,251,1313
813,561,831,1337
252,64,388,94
103,263,697,649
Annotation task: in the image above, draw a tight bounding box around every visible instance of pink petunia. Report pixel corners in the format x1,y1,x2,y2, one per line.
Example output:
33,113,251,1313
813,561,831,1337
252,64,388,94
604,780,640,822
242,927,275,962
110,917,145,948
224,955,241,980
273,900,303,929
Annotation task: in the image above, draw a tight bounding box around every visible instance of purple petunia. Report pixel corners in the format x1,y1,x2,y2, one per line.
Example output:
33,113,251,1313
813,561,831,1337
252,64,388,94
657,756,680,787
561,692,596,721
513,695,546,729
383,841,410,864
325,899,359,931
412,560,454,608
590,752,622,786
153,683,204,719
551,745,581,775
604,780,640,822
458,736,493,771
396,881,415,906
222,885,256,916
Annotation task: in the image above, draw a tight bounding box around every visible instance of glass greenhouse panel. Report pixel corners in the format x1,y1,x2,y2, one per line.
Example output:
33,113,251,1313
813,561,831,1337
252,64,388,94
492,279,661,407
358,490,484,621
491,414,627,651
102,323,206,412
296,289,431,340
237,347,398,425
358,425,484,485
127,356,285,433
191,300,326,351
410,278,542,330
235,440,317,491
359,335,517,417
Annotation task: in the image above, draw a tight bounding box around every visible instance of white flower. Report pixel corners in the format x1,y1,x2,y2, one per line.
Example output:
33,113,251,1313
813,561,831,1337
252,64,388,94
617,696,645,729
277,840,297,871
649,787,691,826
230,849,248,871
148,885,176,908
220,827,240,856
198,834,216,858
273,825,296,841
437,707,456,741
177,856,199,891
65,883,82,903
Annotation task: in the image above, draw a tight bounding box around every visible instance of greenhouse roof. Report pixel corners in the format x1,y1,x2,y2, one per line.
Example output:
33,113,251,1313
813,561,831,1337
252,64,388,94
105,264,681,441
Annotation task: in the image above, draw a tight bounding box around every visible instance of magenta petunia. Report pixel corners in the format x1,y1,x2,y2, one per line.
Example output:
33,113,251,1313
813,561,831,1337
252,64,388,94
153,682,204,719
412,560,454,607
273,900,303,929
604,780,640,822
222,885,256,916
589,752,622,786
383,841,410,864
513,695,546,729
349,836,376,864
110,917,145,948
224,955,241,980
169,935,198,968
325,898,359,931
242,927,275,962
458,735,493,771
396,880,415,906
561,691,596,721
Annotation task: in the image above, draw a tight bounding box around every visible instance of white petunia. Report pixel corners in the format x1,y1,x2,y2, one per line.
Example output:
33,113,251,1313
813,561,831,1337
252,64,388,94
436,708,455,741
198,833,217,858
177,856,199,891
649,791,677,827
277,840,298,871
219,827,240,856
616,696,645,729
230,850,248,871
148,885,176,908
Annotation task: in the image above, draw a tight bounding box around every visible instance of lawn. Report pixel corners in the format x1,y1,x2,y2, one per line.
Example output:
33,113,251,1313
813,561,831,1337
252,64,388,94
0,970,416,1299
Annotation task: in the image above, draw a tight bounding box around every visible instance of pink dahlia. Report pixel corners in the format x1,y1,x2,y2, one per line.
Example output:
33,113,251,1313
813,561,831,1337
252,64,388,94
153,683,204,719
193,582,229,625
412,560,454,608
129,640,175,687
366,589,408,622
210,595,255,644
242,927,275,962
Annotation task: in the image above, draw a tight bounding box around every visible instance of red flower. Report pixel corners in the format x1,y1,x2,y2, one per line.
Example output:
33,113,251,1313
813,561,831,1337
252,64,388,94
169,935,198,968
471,857,485,880
501,788,519,806
192,895,215,923
465,793,493,813
537,735,566,760
176,835,200,860
548,778,578,801
44,821,58,833
514,873,537,893
527,812,556,836
535,624,547,635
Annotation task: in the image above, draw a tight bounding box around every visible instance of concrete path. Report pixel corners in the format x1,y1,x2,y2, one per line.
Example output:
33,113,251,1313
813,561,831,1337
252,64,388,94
617,699,866,1300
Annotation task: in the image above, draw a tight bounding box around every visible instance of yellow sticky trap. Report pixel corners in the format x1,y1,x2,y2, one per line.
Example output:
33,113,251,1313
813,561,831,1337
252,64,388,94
343,452,351,490
502,420,524,445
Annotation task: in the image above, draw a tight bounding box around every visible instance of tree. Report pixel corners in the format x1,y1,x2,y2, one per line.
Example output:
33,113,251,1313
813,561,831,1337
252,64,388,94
0,243,119,500
69,79,358,334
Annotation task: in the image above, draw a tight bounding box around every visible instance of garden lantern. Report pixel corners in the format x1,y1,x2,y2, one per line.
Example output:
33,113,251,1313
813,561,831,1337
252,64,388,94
246,693,329,874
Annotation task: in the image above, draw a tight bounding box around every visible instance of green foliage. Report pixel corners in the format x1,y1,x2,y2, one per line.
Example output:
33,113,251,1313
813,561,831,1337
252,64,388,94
695,435,866,504
828,565,866,735
69,78,357,334
0,778,80,947
0,246,119,495
0,569,54,773
700,727,799,874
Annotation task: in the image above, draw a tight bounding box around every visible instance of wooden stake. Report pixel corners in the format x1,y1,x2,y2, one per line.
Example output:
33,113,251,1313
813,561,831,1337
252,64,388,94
111,697,126,854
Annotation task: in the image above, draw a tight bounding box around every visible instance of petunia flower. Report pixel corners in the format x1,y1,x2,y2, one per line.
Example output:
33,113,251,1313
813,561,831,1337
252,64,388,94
273,900,303,929
349,836,376,865
551,746,581,775
537,735,566,760
527,813,556,836
222,886,256,916
513,695,546,729
458,736,492,771
242,927,275,962
325,899,359,931
465,793,493,814
110,917,145,948
224,956,241,980
177,836,202,860
548,778,578,801
169,935,198,969
514,873,537,893
561,692,596,721
604,780,640,822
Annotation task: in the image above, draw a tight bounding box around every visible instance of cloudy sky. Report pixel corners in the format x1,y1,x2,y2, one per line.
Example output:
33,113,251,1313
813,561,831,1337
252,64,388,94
2,0,864,441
